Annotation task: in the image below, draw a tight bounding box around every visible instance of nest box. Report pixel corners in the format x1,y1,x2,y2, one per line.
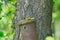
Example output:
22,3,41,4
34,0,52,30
18,18,38,40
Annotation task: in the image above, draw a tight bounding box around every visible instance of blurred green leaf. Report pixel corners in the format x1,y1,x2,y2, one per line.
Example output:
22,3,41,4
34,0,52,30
6,32,10,37
0,31,4,37
45,36,54,40
0,1,2,11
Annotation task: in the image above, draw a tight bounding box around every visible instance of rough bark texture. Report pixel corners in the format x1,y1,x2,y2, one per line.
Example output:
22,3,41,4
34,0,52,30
12,0,53,40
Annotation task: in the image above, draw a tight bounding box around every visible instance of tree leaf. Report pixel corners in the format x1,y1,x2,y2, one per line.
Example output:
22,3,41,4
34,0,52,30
0,31,4,37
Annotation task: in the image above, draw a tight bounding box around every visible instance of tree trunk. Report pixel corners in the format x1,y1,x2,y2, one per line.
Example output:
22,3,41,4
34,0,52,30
12,0,53,40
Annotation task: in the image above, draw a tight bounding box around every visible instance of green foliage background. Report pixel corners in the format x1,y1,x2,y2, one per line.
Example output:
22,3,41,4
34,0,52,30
0,0,16,40
0,0,60,40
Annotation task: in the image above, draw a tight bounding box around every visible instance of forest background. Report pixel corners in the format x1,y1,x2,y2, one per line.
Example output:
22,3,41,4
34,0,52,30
0,0,60,40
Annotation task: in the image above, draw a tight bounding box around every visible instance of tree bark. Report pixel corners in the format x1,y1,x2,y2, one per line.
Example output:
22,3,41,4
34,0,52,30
12,0,53,40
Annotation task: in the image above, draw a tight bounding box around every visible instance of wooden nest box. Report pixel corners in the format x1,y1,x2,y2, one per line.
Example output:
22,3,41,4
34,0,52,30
18,17,38,40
